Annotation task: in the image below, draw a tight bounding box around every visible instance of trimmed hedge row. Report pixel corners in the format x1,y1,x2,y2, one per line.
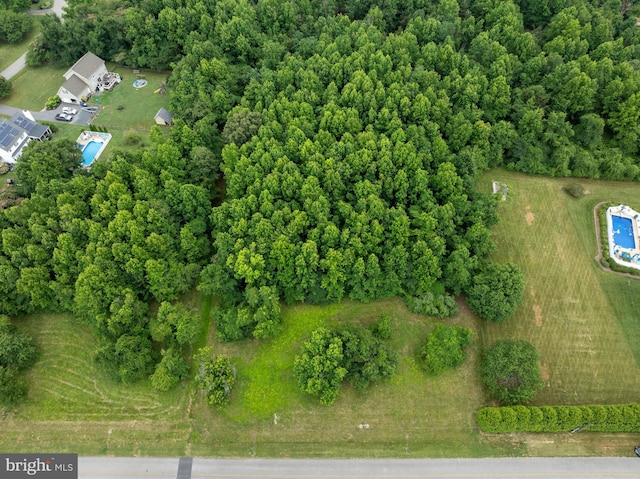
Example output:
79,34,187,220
477,404,640,433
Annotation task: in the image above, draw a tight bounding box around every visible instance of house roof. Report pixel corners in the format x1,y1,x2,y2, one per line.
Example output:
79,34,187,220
10,113,50,140
61,75,91,97
0,119,27,153
155,107,174,124
67,52,104,79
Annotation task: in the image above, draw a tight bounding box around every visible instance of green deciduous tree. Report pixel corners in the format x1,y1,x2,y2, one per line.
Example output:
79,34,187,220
293,327,347,405
0,76,11,100
480,339,544,405
466,262,524,323
420,324,472,375
194,347,236,408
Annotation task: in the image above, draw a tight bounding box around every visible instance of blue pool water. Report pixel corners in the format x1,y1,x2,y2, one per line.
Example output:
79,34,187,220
612,215,636,249
81,141,103,166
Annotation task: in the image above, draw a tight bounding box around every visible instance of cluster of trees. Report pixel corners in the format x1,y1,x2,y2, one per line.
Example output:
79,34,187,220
479,339,544,405
1,128,217,384
0,315,38,407
477,403,640,433
294,325,398,405
0,9,32,43
149,302,199,391
194,347,236,407
200,15,512,339
31,0,640,181
420,324,472,375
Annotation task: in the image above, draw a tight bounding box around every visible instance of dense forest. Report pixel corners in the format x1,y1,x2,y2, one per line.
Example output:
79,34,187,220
2,0,640,387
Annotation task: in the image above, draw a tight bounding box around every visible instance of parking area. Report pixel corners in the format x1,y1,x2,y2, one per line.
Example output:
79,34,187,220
28,102,98,126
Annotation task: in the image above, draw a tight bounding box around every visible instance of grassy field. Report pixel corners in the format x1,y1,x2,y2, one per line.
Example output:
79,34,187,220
479,171,640,406
0,18,41,73
0,64,67,111
2,171,640,457
90,68,171,131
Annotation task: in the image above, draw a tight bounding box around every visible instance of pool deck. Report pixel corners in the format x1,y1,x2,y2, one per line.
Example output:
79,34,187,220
606,204,640,270
76,131,112,167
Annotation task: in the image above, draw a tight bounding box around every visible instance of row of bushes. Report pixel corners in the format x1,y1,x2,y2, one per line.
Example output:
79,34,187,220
477,404,640,433
596,203,640,276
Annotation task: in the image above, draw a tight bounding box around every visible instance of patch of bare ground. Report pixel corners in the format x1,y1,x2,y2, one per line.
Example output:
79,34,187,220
525,212,535,226
541,363,550,382
532,304,542,327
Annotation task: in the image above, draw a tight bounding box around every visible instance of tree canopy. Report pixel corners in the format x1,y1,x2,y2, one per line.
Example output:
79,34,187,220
480,339,544,405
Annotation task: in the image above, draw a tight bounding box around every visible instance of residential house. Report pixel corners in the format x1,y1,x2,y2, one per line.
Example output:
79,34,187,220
0,112,52,164
57,52,120,103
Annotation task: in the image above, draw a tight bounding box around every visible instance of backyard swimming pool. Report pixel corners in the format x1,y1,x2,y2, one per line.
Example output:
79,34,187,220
81,141,103,166
612,215,636,249
607,205,640,270
76,131,111,167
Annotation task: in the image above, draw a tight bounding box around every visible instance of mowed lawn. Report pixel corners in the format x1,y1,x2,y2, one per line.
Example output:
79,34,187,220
90,68,171,131
1,62,170,132
0,313,191,456
479,171,640,406
0,64,66,111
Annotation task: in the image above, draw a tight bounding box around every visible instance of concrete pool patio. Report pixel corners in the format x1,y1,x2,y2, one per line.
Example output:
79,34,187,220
606,204,640,270
76,131,112,167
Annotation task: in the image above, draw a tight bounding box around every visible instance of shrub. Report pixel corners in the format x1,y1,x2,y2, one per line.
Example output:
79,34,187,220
564,183,586,198
372,313,392,339
194,347,236,408
479,339,543,405
420,324,472,375
477,404,640,433
124,130,143,146
466,262,524,323
150,347,188,391
406,291,458,318
45,95,61,110
0,77,11,100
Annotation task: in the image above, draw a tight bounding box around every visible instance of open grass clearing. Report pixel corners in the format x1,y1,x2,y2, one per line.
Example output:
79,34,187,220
0,17,41,73
0,312,192,455
90,67,171,131
478,171,640,407
0,64,67,111
188,297,508,458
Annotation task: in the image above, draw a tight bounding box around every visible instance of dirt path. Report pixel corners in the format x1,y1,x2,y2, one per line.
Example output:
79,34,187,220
593,201,640,280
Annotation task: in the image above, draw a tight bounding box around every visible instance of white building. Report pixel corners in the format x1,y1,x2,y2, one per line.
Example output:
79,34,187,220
0,113,52,164
57,52,120,103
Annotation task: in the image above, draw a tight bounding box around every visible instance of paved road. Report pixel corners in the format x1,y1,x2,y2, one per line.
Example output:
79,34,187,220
78,457,640,479
1,53,27,80
29,0,67,19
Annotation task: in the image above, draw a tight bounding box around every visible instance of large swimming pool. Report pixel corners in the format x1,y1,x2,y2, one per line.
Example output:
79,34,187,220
612,215,636,249
81,140,103,167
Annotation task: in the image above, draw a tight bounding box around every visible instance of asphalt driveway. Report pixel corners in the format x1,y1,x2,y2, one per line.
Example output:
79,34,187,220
0,103,97,126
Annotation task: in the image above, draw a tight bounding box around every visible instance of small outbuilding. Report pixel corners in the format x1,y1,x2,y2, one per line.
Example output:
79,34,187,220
154,108,174,126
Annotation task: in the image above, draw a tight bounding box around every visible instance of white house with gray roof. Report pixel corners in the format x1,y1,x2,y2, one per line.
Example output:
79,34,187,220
0,112,52,164
57,52,120,103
